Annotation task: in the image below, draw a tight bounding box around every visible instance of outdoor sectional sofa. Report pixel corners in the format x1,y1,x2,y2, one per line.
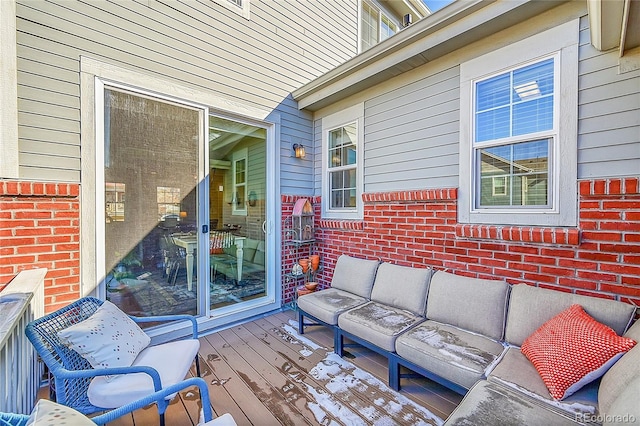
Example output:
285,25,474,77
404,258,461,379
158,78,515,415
297,254,639,425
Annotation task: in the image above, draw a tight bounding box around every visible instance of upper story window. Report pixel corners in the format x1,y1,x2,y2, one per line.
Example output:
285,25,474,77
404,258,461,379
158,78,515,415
361,0,398,52
322,104,364,220
212,0,250,20
459,20,579,227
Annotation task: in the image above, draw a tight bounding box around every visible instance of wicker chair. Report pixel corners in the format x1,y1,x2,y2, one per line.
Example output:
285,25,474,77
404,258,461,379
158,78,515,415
0,413,29,426
25,297,211,426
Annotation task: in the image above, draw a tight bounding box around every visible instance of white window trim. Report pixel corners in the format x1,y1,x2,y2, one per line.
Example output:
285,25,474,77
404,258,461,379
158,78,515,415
212,0,250,20
321,103,364,220
459,19,579,227
231,147,248,216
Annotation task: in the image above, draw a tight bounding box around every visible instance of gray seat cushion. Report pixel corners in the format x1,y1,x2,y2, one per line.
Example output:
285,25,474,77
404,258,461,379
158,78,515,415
487,347,600,417
425,271,509,340
395,320,507,390
604,375,640,426
369,263,432,316
505,284,635,346
297,288,367,325
338,301,424,351
444,380,581,426
330,255,380,298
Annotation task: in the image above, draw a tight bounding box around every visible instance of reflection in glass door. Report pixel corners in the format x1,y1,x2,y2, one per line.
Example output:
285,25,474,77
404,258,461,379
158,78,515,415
103,88,201,318
208,116,267,310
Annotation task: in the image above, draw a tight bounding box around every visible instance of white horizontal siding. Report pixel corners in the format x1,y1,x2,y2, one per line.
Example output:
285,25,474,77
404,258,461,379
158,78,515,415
15,0,358,183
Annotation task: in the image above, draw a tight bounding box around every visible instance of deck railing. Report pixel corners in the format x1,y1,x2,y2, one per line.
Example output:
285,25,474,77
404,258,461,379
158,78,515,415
0,268,47,415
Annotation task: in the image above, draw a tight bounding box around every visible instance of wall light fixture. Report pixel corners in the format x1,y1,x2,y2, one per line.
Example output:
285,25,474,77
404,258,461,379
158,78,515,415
293,143,306,159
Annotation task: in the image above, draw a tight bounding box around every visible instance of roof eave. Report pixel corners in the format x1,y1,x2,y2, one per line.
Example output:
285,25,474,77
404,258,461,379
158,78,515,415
293,0,571,112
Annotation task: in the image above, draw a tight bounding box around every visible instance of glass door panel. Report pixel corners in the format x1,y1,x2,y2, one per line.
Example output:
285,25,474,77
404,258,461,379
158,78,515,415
209,116,267,310
103,88,201,318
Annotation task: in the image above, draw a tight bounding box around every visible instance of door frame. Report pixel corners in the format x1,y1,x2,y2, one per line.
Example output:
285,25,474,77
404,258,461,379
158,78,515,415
81,58,282,339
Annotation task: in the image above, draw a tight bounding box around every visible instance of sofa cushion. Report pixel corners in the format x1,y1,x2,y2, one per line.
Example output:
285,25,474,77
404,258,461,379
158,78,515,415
598,319,640,416
330,255,380,299
297,288,368,325
521,304,636,400
603,375,640,426
395,320,507,390
443,380,581,426
425,271,509,340
369,263,432,316
338,301,424,352
488,348,600,416
505,284,635,346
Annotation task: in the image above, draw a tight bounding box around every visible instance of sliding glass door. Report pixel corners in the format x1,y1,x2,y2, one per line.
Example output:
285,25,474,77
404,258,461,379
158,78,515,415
100,86,274,322
208,116,267,310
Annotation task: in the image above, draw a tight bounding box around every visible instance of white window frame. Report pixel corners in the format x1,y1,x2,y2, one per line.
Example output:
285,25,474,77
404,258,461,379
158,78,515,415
359,0,399,52
459,20,579,227
212,0,250,20
322,103,364,220
231,148,248,216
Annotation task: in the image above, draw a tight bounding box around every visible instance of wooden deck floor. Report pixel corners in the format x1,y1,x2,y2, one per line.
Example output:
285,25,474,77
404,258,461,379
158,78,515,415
60,309,463,425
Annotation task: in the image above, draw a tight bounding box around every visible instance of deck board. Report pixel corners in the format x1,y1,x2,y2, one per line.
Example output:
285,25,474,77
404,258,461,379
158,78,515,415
40,309,462,425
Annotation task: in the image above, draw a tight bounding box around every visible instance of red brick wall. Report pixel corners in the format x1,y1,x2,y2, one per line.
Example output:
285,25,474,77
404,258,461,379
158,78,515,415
0,180,81,312
281,177,640,309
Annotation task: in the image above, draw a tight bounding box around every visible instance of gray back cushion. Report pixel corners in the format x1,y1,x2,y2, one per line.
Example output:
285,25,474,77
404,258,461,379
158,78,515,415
505,284,636,346
370,263,432,316
330,255,380,299
426,271,510,340
599,319,640,416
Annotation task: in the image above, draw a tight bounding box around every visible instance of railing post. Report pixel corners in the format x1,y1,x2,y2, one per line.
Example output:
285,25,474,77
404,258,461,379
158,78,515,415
0,268,47,415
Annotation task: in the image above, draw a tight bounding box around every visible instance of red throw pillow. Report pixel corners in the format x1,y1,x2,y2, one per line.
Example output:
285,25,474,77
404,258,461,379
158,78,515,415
521,304,636,400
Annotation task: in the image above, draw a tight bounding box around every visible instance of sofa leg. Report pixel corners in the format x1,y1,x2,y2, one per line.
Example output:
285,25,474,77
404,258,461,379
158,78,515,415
334,329,343,356
389,356,400,391
298,311,305,335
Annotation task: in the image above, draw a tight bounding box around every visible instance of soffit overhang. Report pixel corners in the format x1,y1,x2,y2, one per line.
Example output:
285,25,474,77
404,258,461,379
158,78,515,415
293,0,572,112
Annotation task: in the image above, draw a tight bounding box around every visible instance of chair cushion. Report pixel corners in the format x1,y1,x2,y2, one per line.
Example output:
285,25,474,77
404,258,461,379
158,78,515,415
330,255,380,299
443,380,580,426
369,263,432,316
521,304,636,400
488,347,601,416
27,399,94,425
603,376,640,426
57,300,150,381
395,320,507,390
297,288,367,325
338,301,424,352
505,284,635,346
425,271,509,340
87,339,199,408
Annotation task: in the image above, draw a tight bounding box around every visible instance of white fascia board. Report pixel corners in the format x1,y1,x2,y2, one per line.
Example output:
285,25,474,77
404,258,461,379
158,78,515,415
587,0,624,51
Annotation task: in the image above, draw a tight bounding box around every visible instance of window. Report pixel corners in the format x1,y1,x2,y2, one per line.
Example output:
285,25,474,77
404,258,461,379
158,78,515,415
459,20,579,227
360,0,398,52
105,182,126,222
232,149,247,216
212,0,250,19
157,186,181,221
475,58,554,208
322,104,364,220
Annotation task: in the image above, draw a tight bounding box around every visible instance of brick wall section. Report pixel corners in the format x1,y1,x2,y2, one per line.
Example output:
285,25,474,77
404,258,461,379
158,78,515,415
281,178,640,310
0,180,81,312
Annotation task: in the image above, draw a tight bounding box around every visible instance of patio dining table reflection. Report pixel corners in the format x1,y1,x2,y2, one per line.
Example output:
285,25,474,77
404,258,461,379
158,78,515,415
172,233,246,291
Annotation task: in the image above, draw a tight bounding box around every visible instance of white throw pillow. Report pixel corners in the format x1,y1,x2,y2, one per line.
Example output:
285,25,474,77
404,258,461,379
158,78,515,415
57,300,151,381
26,399,94,425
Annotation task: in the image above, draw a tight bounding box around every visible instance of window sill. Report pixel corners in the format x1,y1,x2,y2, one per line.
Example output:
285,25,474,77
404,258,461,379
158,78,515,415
318,220,364,231
455,224,580,246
